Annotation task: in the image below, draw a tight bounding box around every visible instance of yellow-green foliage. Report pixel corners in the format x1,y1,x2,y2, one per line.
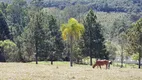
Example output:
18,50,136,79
60,18,85,41
0,40,16,48
132,53,139,61
0,40,17,61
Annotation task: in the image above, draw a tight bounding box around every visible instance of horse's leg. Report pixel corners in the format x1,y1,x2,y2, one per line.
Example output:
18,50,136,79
108,63,110,69
93,64,95,68
93,64,96,68
106,64,108,69
106,63,110,69
99,65,101,69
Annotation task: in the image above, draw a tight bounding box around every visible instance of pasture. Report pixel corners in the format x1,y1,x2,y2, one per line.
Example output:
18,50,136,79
0,62,142,80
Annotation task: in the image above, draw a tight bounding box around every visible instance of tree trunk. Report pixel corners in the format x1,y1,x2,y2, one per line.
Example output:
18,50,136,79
90,51,92,66
138,53,141,69
138,48,141,69
35,40,38,64
89,24,92,66
70,37,73,67
51,59,53,65
121,45,123,68
89,35,92,66
138,33,142,69
76,58,79,64
51,53,53,65
35,53,38,64
0,47,6,62
70,46,73,67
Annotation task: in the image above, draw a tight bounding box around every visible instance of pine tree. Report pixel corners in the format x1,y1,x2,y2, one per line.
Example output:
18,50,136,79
84,9,97,65
28,0,45,64
84,9,108,65
48,15,64,65
93,24,108,59
27,10,45,64
0,11,11,62
0,11,11,40
34,12,45,64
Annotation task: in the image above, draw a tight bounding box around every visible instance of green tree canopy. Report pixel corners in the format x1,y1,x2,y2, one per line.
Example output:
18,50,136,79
126,18,142,68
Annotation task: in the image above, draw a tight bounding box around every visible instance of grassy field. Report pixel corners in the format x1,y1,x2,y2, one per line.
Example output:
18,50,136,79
0,62,142,80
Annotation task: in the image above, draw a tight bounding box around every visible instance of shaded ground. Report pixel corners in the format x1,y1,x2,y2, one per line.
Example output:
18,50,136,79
0,62,142,80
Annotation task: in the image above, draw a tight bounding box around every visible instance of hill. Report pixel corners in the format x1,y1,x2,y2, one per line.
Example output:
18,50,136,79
1,0,142,13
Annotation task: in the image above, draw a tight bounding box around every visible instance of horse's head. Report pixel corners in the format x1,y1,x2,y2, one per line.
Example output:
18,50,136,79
109,61,112,65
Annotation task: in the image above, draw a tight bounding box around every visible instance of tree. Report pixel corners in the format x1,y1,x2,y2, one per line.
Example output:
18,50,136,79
15,10,48,62
119,33,126,68
110,19,129,41
34,12,44,64
27,10,45,64
127,18,142,69
16,27,36,62
84,9,107,65
7,0,28,36
93,23,108,60
0,40,17,61
0,2,8,18
48,15,64,65
83,9,97,65
0,11,11,40
4,0,30,62
73,39,85,64
27,0,45,64
0,11,11,62
60,18,84,67
105,41,117,60
48,15,57,65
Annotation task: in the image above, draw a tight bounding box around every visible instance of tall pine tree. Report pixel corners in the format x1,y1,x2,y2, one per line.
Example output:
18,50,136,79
0,11,11,62
48,15,64,65
28,0,45,64
93,23,108,60
0,11,11,40
84,9,108,65
33,11,45,64
84,9,97,65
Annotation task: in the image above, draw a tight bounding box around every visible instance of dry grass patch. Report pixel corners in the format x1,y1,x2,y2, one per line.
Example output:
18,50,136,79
0,62,142,80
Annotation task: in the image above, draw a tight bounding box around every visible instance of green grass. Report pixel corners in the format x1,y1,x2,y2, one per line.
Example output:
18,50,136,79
0,62,142,80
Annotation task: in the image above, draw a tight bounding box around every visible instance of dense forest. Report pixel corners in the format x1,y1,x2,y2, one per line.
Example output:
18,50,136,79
0,0,142,68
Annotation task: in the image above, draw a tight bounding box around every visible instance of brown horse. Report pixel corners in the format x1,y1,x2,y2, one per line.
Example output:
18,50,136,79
92,60,112,69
